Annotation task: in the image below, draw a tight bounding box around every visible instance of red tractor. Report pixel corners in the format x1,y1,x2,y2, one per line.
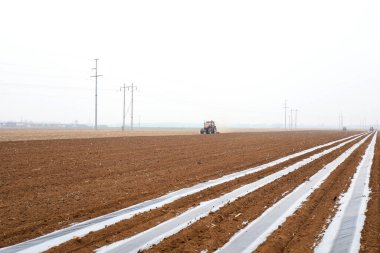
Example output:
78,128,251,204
200,120,217,134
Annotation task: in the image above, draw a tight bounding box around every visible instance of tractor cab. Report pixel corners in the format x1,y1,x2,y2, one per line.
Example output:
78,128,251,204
200,120,217,134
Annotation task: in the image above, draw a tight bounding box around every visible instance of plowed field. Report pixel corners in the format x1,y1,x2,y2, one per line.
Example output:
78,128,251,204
2,130,378,253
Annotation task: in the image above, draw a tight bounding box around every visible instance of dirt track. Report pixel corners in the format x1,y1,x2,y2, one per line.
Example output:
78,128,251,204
0,131,354,247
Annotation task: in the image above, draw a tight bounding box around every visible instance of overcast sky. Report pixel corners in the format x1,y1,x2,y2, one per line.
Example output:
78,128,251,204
0,0,379,128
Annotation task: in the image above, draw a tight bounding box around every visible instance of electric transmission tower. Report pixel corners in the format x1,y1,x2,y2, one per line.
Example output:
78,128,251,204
120,83,127,131
127,83,137,130
91,59,102,130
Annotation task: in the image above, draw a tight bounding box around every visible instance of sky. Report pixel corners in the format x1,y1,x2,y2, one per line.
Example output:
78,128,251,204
0,0,379,128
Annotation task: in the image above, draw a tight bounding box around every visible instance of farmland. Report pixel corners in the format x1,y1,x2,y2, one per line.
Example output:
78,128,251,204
0,128,199,142
0,130,379,253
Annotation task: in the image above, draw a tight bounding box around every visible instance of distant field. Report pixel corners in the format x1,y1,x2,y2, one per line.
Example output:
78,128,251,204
0,127,290,142
0,128,199,142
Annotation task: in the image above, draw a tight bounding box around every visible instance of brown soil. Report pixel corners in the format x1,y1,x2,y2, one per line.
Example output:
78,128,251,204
0,131,355,247
0,128,304,142
142,134,366,253
360,134,380,253
0,128,199,142
47,135,354,253
254,134,372,253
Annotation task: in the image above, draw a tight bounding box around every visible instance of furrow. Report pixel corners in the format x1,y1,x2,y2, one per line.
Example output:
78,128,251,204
47,132,358,252
315,132,377,253
215,133,371,253
95,134,367,253
143,133,367,253
252,133,374,253
360,134,380,252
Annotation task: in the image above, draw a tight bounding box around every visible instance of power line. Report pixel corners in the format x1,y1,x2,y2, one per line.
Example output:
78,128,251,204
127,83,137,130
91,59,102,130
0,82,115,91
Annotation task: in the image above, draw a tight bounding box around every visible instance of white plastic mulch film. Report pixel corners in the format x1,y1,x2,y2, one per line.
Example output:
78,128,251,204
315,132,377,253
215,133,372,253
96,134,369,253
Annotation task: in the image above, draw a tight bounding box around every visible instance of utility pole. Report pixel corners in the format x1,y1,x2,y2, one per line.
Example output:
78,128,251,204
127,83,137,130
295,109,298,129
120,83,127,131
91,59,102,130
283,100,288,129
